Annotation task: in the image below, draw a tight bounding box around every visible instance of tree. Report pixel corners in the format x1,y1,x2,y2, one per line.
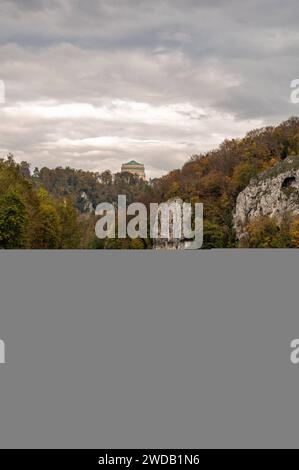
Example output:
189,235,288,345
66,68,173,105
32,189,61,249
241,216,291,248
202,221,227,249
129,238,145,249
100,170,112,185
289,217,299,247
19,161,31,180
0,190,28,248
34,202,61,248
58,200,81,249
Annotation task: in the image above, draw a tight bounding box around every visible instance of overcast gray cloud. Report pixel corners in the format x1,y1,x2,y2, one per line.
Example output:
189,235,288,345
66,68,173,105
0,0,298,177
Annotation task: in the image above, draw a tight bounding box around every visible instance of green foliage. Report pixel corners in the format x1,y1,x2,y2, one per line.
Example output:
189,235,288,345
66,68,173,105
58,200,82,249
129,238,145,249
0,190,28,248
35,201,61,249
202,221,228,249
0,156,83,249
240,216,291,248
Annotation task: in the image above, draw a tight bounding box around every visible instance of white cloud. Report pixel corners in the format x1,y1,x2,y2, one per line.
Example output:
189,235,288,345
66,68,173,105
0,0,298,177
0,98,262,177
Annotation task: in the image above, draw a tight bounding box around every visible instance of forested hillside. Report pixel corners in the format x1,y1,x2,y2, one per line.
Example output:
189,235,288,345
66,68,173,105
2,117,299,249
150,117,299,248
0,155,81,248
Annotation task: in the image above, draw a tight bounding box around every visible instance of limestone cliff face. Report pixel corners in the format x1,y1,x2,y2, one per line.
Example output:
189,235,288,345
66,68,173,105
234,156,299,240
152,197,186,250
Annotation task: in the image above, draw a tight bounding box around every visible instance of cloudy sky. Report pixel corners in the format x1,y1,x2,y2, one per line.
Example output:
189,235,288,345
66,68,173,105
0,0,298,178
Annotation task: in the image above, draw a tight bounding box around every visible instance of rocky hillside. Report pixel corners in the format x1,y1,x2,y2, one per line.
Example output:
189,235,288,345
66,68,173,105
234,156,299,241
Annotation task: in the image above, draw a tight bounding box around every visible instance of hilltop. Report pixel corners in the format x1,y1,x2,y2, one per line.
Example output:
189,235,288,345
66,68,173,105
2,117,299,248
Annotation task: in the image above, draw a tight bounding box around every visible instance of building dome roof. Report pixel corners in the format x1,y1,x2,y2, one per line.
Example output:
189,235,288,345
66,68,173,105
124,160,143,166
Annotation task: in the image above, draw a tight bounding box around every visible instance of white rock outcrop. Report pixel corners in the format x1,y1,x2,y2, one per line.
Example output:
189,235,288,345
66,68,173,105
234,156,299,240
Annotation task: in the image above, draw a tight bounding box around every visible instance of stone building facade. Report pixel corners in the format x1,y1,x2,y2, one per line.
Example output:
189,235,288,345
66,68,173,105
121,160,146,179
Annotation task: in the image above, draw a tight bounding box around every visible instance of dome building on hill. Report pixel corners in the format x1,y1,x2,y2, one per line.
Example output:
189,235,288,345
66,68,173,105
121,160,146,180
